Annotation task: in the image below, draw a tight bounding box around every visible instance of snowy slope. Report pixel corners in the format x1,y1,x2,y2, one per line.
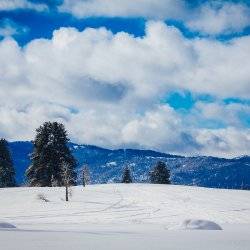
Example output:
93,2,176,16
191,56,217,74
0,184,250,249
9,141,250,189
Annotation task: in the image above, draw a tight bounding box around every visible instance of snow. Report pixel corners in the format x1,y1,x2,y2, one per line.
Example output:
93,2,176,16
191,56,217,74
106,161,117,167
0,184,250,249
180,219,222,230
0,222,16,229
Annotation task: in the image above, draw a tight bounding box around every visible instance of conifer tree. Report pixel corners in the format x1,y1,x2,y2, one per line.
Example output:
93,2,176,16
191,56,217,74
26,122,77,187
121,166,132,183
0,139,16,187
150,161,170,184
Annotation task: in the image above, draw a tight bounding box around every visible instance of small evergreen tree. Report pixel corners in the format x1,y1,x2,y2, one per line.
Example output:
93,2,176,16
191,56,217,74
150,161,170,184
26,122,77,187
0,139,16,188
122,166,132,183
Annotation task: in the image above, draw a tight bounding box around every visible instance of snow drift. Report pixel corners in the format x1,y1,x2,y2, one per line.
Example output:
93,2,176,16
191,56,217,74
0,222,16,229
180,219,222,230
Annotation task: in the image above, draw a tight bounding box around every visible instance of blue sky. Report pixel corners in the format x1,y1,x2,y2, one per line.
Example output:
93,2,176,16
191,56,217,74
0,0,250,157
1,0,250,45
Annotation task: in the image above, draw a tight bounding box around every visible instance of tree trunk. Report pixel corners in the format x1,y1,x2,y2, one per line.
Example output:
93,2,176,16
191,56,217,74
65,185,69,201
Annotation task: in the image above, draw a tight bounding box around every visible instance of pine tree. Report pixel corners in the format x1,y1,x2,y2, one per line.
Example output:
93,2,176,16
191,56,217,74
150,161,171,184
0,139,16,187
122,166,132,183
26,122,77,187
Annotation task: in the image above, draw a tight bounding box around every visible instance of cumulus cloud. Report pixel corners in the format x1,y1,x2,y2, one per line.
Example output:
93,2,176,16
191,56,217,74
194,101,250,128
58,0,250,35
59,0,186,20
186,1,250,35
0,22,249,157
0,0,48,12
2,1,249,36
195,127,250,157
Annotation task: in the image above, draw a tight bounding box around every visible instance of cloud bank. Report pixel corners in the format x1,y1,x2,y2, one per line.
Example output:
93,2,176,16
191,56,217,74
0,21,249,157
2,1,250,36
59,0,250,35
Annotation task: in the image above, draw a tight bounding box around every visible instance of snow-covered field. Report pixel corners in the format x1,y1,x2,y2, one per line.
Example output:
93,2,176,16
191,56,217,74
1,184,250,249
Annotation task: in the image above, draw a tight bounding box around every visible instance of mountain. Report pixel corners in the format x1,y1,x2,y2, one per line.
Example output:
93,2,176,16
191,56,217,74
8,141,250,190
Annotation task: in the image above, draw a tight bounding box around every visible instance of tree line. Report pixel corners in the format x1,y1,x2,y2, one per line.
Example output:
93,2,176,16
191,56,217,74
121,162,170,184
0,121,171,192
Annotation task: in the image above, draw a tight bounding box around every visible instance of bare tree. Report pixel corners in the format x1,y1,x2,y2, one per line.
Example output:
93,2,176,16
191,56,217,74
82,165,90,187
61,162,74,201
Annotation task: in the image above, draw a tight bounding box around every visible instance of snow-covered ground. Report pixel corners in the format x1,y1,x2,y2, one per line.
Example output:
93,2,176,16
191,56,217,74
1,184,250,249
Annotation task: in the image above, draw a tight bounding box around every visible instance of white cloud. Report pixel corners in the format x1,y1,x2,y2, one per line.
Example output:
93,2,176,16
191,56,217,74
0,22,250,157
59,0,186,20
121,105,200,153
0,0,48,12
195,127,250,157
0,21,18,37
1,1,249,36
58,0,250,35
186,1,250,35
0,18,28,37
194,101,250,128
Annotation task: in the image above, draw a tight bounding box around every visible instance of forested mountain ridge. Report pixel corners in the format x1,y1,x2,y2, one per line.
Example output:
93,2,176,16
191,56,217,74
9,141,250,190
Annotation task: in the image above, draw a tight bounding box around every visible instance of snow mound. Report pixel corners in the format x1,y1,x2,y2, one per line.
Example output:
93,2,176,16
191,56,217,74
181,219,222,230
0,222,16,229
